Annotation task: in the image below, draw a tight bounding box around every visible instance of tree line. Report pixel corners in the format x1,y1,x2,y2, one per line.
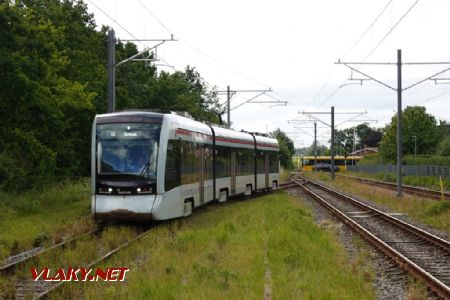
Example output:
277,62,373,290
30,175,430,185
0,0,295,191
0,0,225,191
297,106,450,162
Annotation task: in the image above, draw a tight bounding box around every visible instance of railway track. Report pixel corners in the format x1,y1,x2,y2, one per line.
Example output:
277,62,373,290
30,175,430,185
2,190,277,299
337,174,450,201
283,177,450,298
31,226,154,299
0,228,101,275
0,224,153,299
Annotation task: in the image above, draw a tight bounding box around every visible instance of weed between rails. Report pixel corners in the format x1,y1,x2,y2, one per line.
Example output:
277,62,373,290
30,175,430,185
51,193,374,299
0,225,144,298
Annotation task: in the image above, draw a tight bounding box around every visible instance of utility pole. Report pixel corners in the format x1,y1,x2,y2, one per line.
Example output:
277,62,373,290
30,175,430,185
396,49,402,197
331,106,335,180
336,49,450,197
299,110,365,181
314,122,317,166
107,29,116,113
227,85,231,126
107,30,176,113
412,135,417,157
217,87,281,128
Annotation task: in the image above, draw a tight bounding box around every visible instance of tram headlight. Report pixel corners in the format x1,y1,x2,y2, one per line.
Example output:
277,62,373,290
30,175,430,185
98,187,113,194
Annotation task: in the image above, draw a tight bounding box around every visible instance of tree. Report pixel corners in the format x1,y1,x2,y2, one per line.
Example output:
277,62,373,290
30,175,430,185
141,66,221,123
437,137,450,156
0,0,230,191
379,106,440,160
270,129,295,169
330,124,382,156
355,123,382,148
333,128,354,155
0,1,97,189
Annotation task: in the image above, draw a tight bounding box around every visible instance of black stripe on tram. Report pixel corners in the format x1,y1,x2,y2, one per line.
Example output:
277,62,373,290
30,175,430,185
209,125,217,201
250,133,257,191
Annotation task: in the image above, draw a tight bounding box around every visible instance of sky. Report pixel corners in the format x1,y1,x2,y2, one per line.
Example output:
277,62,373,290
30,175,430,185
85,0,450,148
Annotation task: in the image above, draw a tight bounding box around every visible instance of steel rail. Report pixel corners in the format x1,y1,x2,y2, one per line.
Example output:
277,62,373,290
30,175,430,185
34,188,281,299
308,179,450,252
336,174,450,201
0,228,102,275
292,178,450,299
34,226,154,299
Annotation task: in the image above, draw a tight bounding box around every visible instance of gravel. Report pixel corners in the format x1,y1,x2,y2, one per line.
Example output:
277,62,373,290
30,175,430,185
285,187,430,300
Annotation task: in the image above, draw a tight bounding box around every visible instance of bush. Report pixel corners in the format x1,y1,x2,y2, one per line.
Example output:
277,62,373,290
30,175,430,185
403,155,450,166
357,154,388,166
437,137,450,156
0,129,56,191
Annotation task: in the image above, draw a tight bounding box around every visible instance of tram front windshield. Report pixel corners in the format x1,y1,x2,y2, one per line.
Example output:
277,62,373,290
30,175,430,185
96,123,161,180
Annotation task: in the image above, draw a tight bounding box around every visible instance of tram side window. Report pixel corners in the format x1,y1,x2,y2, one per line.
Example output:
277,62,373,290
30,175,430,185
181,141,200,184
256,150,265,173
204,144,213,180
269,151,279,173
236,148,254,176
215,146,231,178
165,140,181,191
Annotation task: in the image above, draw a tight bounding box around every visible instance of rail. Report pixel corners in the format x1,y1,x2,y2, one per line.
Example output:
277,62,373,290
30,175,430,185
281,177,450,298
336,174,450,200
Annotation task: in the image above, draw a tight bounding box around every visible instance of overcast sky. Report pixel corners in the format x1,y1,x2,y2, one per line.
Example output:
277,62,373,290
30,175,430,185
85,0,450,148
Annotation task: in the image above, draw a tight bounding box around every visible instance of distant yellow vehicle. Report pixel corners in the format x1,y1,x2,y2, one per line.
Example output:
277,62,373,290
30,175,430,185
297,155,362,172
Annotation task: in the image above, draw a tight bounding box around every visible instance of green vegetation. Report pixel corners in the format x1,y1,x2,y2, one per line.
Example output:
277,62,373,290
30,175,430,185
0,1,222,192
271,129,295,169
359,153,450,166
297,107,450,170
54,193,374,299
380,106,442,160
297,123,382,157
403,154,450,166
0,179,92,263
437,136,450,156
356,154,384,166
344,171,450,191
334,123,382,155
0,225,141,299
306,173,450,235
358,153,450,166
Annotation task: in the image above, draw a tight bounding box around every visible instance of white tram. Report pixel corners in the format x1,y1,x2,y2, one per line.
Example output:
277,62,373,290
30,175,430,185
91,111,279,221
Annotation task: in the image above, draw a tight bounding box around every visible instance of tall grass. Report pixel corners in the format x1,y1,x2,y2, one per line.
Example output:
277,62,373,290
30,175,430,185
357,154,450,166
403,155,450,166
0,179,92,262
327,177,450,235
346,171,450,191
58,193,374,299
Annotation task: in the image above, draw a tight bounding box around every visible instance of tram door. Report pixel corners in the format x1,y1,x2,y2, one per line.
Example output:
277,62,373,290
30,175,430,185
202,145,214,204
230,151,236,194
265,153,269,188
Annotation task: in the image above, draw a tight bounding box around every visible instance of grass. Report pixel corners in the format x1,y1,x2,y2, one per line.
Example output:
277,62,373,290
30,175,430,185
0,224,143,299
279,168,291,183
305,172,450,235
403,155,450,166
53,192,374,299
344,171,450,191
357,154,450,166
0,178,93,263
